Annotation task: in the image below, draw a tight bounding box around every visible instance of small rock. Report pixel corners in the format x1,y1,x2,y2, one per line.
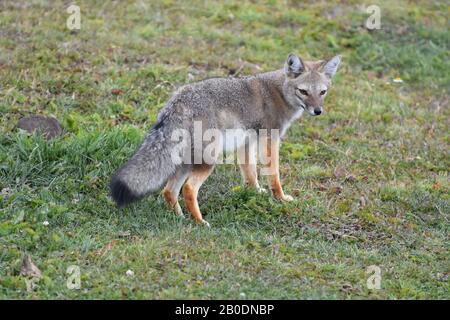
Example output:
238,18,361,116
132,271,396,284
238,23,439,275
17,115,62,139
126,269,134,276
96,240,118,256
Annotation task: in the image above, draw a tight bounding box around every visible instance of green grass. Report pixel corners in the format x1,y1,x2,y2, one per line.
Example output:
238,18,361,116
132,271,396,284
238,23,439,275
0,0,449,299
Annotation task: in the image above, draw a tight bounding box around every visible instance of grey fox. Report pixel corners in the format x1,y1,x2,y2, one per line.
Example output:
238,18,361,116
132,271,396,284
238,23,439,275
110,53,341,226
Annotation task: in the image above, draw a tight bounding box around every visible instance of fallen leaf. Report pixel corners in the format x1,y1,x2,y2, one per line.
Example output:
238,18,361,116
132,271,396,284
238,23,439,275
332,186,343,194
117,230,131,238
333,167,346,179
359,196,367,208
345,174,356,182
20,254,42,279
111,88,123,95
14,211,25,224
396,25,409,35
340,283,354,292
96,240,118,256
432,183,441,190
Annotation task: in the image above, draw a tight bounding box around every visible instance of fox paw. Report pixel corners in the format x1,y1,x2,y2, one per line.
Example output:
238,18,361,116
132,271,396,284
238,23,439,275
200,219,211,228
174,204,184,217
275,194,294,202
244,183,267,194
282,194,294,202
257,186,267,193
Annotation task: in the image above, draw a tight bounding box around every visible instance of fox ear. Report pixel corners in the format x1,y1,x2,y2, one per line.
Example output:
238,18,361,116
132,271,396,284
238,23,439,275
284,53,304,78
322,55,342,78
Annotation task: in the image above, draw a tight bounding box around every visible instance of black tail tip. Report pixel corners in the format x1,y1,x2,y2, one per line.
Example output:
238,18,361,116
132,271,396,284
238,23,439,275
110,177,139,207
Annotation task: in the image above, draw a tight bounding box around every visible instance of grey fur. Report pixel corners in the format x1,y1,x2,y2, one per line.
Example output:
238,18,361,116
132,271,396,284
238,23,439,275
110,53,341,207
111,118,177,202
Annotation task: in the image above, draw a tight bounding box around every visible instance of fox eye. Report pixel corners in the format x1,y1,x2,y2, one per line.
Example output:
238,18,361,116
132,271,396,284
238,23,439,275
298,89,308,96
320,90,327,95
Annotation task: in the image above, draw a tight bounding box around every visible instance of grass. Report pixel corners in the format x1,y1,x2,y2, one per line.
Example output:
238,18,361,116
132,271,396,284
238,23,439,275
0,0,449,299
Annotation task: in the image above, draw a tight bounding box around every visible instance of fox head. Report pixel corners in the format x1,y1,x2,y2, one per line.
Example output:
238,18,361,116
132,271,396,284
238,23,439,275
283,53,341,116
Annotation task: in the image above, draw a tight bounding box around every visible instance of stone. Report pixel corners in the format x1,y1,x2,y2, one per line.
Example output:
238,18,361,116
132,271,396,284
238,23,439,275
17,115,62,139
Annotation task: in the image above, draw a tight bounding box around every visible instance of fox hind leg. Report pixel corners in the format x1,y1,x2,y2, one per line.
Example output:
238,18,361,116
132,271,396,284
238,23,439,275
182,164,214,227
237,142,266,193
163,167,189,216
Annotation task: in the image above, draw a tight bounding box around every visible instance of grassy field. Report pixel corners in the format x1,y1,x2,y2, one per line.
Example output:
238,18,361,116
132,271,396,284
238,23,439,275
0,0,449,299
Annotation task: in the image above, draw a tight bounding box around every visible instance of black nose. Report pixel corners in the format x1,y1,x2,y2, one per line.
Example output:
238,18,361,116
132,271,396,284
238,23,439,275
314,109,322,115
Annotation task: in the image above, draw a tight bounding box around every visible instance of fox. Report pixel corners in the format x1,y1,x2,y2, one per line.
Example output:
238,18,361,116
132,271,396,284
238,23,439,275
110,53,342,226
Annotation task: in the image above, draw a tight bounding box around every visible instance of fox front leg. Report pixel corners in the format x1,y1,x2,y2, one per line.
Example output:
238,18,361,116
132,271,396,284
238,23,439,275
261,136,293,202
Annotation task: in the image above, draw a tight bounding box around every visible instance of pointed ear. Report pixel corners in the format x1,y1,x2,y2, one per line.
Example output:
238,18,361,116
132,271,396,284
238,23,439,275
284,53,305,78
322,55,341,78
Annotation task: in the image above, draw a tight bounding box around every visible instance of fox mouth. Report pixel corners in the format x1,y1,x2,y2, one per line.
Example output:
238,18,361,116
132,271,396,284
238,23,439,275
300,104,322,116
304,107,319,116
295,96,318,116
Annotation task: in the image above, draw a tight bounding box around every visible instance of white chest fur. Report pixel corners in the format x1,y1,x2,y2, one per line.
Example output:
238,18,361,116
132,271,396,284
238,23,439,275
281,108,304,136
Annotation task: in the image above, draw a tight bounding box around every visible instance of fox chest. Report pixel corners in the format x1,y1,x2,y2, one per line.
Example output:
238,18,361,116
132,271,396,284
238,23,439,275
280,108,304,136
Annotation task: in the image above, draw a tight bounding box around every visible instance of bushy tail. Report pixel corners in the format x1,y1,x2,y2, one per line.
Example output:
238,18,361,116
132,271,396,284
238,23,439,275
110,119,178,207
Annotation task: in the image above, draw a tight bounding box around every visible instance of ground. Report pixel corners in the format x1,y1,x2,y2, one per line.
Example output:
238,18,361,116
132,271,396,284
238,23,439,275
0,0,449,299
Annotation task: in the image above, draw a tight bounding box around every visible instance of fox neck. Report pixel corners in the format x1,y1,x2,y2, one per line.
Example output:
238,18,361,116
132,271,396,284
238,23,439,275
258,69,304,134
